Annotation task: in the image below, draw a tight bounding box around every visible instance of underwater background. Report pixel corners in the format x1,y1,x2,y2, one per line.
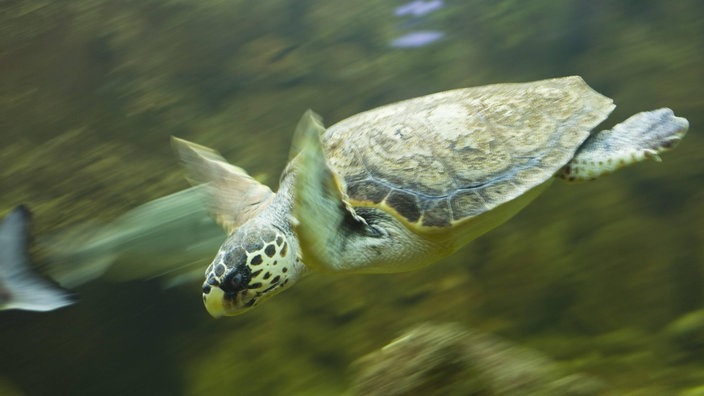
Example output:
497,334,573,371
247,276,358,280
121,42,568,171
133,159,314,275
0,0,703,395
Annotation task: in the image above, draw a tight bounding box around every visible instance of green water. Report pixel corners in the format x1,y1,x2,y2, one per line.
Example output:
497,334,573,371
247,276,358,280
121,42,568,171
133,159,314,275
1,1,703,395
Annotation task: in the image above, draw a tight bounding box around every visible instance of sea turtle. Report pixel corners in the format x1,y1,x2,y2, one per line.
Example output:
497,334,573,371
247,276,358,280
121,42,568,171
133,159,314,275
172,76,688,317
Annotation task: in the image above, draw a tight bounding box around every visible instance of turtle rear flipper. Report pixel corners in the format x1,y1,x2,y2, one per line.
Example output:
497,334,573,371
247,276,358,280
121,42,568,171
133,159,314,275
558,108,689,181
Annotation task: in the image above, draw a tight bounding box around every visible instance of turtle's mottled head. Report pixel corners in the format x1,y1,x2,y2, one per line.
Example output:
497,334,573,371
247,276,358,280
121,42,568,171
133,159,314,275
201,224,303,317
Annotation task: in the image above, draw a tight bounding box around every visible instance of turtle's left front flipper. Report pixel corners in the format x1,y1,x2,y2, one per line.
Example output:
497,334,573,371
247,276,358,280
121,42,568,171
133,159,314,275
557,108,689,181
291,110,376,273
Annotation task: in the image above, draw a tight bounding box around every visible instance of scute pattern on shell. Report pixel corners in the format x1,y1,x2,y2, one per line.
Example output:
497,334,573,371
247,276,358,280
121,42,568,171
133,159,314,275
322,77,615,229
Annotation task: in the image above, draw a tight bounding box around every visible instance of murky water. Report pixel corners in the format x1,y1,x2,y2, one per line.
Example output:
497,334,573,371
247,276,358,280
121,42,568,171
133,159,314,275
1,1,703,395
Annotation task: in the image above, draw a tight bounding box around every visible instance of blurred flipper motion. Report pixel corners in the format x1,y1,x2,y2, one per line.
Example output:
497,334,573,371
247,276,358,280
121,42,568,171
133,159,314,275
0,206,73,312
43,186,225,289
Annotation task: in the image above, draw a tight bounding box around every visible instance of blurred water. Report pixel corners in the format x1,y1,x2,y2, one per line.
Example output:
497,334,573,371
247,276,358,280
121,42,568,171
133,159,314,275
0,1,702,395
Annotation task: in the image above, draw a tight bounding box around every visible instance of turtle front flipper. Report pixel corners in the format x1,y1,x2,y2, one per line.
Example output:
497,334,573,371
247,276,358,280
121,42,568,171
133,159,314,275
292,110,380,273
171,137,275,233
558,108,689,181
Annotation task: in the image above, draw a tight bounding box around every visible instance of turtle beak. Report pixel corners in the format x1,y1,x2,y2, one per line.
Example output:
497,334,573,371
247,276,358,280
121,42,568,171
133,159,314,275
202,283,256,317
202,264,257,317
203,287,226,318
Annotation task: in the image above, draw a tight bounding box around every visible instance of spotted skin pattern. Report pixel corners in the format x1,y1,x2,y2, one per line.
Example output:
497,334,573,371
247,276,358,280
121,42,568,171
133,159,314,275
201,225,297,315
557,108,687,181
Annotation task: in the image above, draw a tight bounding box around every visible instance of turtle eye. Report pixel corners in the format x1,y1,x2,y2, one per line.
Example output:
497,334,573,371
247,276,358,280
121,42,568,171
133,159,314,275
221,267,251,294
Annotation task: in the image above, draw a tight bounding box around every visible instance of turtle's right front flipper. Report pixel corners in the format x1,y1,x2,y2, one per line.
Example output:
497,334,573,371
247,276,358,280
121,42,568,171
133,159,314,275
171,137,275,233
557,108,689,181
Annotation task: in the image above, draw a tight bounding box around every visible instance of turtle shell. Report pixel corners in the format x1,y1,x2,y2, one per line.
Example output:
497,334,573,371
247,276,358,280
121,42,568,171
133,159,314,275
322,76,615,229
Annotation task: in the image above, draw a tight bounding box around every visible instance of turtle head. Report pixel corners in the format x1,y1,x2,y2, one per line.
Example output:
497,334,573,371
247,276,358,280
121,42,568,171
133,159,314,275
201,224,302,317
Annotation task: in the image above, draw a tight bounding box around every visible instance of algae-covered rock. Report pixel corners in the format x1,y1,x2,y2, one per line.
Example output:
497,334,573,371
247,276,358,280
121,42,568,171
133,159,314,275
351,322,607,396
